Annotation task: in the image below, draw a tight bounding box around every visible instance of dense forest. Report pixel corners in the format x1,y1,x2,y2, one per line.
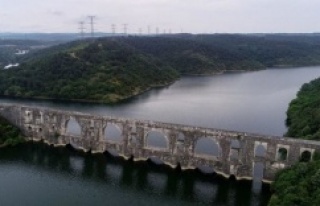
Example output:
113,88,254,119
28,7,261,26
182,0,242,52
180,34,320,68
269,78,320,205
0,39,179,103
286,77,320,140
2,34,320,103
269,156,320,206
0,116,24,146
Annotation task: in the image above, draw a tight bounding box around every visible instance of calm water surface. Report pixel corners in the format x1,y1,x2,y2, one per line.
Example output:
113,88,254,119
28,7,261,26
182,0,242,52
1,67,320,205
2,67,320,135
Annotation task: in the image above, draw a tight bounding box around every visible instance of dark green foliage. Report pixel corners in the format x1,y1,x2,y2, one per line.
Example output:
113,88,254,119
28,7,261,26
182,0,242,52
269,160,320,206
121,36,264,74
178,34,320,68
286,78,320,140
0,116,24,146
0,38,179,103
2,35,320,103
270,78,320,205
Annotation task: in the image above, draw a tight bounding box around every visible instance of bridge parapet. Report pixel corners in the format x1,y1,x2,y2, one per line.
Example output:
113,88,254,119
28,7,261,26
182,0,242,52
0,103,319,182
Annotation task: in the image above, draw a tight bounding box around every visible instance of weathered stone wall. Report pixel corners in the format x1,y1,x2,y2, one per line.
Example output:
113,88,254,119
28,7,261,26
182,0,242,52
1,103,320,182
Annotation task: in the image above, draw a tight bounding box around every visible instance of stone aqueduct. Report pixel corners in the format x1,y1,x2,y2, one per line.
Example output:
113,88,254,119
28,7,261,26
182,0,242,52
1,104,320,182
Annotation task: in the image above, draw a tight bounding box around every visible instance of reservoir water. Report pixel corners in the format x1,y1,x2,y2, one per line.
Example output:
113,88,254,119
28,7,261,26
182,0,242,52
1,67,320,205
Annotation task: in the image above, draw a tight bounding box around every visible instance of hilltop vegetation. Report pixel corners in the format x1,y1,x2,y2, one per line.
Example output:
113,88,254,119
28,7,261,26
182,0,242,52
269,78,320,205
2,34,320,103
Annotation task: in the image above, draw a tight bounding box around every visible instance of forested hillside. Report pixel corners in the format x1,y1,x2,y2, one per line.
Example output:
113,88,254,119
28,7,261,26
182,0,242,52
179,34,320,68
0,39,179,103
269,77,320,205
121,36,264,74
2,34,320,103
286,77,320,140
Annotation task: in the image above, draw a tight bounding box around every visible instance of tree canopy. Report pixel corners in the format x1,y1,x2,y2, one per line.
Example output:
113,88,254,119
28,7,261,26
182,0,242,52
269,77,320,205
2,34,320,103
0,116,24,146
286,77,320,140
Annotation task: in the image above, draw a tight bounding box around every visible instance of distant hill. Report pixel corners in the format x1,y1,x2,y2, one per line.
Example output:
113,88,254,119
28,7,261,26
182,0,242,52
177,34,320,68
0,39,61,67
2,34,320,103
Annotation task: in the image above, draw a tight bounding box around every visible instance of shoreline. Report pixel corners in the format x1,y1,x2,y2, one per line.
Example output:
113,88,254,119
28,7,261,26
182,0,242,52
1,65,320,105
0,80,177,105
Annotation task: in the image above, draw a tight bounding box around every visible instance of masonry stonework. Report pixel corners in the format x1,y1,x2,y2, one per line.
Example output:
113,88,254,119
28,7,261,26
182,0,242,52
1,103,320,182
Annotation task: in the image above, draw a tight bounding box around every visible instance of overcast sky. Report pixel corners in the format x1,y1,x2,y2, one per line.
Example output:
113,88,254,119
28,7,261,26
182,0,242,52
1,0,320,33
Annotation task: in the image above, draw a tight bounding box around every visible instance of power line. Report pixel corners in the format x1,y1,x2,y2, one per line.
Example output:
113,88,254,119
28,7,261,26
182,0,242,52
88,15,96,38
123,24,128,36
147,25,151,35
78,21,85,39
111,24,116,35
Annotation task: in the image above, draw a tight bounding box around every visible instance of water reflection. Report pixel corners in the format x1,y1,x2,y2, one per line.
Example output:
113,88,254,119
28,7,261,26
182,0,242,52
2,67,320,136
0,142,271,206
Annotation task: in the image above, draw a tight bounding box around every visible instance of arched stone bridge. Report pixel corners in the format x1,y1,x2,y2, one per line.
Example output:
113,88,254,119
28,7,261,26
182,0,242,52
1,104,320,182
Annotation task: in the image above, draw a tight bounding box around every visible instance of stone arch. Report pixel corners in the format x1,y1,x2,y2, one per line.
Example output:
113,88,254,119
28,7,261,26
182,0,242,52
194,137,220,157
69,137,82,150
105,123,122,142
177,132,185,142
277,148,288,161
146,130,168,149
106,149,120,157
254,143,267,157
196,165,215,174
231,139,241,149
66,117,82,136
148,156,164,165
130,135,138,145
25,110,33,123
300,150,312,162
